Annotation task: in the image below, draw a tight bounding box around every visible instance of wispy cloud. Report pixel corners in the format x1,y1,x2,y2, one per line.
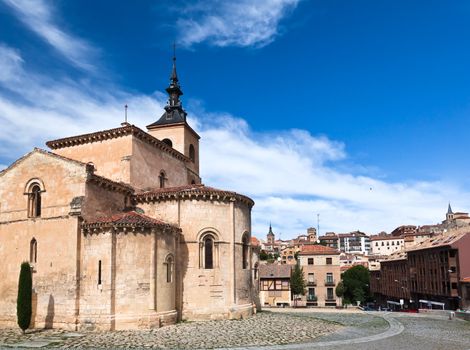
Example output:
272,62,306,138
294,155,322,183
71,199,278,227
176,0,300,47
0,43,465,238
2,0,98,71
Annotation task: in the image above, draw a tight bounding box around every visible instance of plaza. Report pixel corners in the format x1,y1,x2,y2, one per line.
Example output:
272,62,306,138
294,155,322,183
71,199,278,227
0,309,468,349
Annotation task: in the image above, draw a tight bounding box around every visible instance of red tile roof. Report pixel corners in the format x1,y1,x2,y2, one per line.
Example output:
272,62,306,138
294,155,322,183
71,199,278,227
82,211,180,231
259,264,292,279
135,184,254,207
251,237,260,246
298,244,339,255
461,277,470,283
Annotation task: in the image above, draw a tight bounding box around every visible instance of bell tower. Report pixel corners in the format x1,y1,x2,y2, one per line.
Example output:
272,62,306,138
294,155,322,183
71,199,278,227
147,52,200,175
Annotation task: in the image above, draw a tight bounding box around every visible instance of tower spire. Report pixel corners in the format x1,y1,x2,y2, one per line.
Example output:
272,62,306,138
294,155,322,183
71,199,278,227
447,202,453,214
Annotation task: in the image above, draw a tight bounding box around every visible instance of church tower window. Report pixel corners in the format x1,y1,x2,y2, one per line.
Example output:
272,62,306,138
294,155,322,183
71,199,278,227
189,144,195,162
162,138,173,147
204,236,214,269
159,171,166,189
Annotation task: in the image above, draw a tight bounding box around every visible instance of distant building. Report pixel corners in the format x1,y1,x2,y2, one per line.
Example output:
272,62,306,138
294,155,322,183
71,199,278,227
298,245,341,307
370,232,405,255
318,232,339,249
259,264,292,307
371,229,470,310
338,231,371,255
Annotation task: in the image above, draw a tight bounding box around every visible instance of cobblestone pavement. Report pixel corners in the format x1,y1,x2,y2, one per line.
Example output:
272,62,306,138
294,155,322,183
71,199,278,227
260,310,470,350
1,311,468,349
0,312,341,349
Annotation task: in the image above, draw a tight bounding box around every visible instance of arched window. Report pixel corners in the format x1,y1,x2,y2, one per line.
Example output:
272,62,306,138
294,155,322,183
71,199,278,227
254,262,259,280
162,138,173,147
191,180,196,185
30,238,37,264
159,171,166,189
28,184,42,217
204,236,214,269
242,233,250,270
165,255,174,283
189,144,195,162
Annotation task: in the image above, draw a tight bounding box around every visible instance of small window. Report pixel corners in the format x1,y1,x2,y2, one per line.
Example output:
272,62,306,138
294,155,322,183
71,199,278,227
203,235,214,269
162,138,173,147
166,255,174,283
242,233,250,269
308,258,314,265
189,144,195,162
30,238,37,264
98,260,102,285
159,171,166,189
326,257,332,265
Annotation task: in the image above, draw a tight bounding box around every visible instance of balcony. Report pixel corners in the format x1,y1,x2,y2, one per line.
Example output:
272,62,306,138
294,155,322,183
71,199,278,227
325,294,336,301
307,295,318,302
307,279,317,286
324,279,335,286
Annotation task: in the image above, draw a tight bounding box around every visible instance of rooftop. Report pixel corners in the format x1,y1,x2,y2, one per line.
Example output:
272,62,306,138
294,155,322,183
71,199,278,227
259,264,292,279
299,244,339,255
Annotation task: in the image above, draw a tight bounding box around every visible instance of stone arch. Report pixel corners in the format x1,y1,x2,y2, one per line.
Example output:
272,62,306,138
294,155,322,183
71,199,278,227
197,229,221,269
162,138,173,147
164,254,174,283
25,179,45,218
189,144,195,162
159,169,167,188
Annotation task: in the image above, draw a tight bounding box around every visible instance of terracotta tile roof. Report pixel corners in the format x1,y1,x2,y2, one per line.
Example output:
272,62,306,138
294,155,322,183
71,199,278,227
298,244,339,255
460,277,470,283
251,237,260,246
134,184,254,207
370,235,404,241
380,250,407,262
82,211,180,231
406,229,470,252
46,124,190,162
259,264,292,279
88,173,134,194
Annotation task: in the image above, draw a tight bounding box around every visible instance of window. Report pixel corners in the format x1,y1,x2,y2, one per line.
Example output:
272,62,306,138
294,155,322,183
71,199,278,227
28,184,42,217
326,273,334,283
327,287,334,300
308,273,315,283
189,144,195,162
254,263,258,280
200,234,217,269
159,171,166,188
165,255,174,283
98,260,102,285
382,242,384,246
326,257,332,265
242,233,250,269
162,138,173,147
308,258,314,265
30,238,37,264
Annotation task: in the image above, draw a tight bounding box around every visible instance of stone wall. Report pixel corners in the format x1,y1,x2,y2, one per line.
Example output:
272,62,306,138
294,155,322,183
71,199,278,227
140,196,253,320
0,151,86,329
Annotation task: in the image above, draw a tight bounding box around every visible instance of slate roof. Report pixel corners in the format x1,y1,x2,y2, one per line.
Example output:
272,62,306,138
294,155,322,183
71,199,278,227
259,264,292,279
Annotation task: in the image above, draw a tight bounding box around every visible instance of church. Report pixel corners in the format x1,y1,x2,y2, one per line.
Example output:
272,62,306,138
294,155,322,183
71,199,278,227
0,57,256,330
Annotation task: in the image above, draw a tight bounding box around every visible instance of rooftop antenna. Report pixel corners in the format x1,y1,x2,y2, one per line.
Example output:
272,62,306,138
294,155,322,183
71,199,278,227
121,104,130,126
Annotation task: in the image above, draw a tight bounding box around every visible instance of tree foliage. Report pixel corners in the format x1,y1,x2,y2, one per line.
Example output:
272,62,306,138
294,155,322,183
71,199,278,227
17,262,32,334
290,264,306,297
335,281,345,298
341,265,370,304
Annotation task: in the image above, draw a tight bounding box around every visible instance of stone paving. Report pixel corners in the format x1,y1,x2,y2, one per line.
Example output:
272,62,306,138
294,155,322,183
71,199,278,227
0,312,341,349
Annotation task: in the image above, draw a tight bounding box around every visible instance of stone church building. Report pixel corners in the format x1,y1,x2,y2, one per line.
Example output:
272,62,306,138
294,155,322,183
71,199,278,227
0,58,256,330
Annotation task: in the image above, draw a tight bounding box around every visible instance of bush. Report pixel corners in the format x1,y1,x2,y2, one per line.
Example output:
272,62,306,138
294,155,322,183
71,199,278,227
17,262,32,334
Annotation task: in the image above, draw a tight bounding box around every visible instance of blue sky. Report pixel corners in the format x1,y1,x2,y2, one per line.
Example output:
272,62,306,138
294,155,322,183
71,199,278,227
1,0,470,239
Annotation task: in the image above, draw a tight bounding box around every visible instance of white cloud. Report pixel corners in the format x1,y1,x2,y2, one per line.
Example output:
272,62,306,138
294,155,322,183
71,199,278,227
0,44,24,84
2,0,98,71
176,0,300,47
0,43,466,239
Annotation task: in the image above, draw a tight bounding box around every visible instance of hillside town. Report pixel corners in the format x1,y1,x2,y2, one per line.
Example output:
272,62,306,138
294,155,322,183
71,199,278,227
254,204,470,313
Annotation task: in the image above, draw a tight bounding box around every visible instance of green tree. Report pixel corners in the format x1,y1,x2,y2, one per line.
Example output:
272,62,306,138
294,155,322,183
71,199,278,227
259,251,269,261
17,262,32,334
290,264,306,307
341,265,370,305
335,281,345,298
